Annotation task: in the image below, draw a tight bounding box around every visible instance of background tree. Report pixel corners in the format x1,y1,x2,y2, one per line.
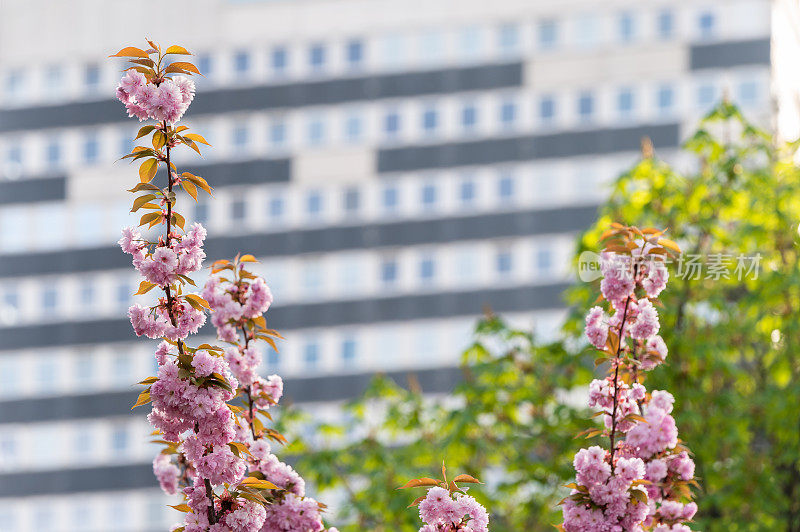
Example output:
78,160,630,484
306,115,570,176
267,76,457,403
283,102,800,532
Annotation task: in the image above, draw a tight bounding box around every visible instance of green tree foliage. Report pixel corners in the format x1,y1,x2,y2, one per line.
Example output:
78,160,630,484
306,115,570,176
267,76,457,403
284,103,800,531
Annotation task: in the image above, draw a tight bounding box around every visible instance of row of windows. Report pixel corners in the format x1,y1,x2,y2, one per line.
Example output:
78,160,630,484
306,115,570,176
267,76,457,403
0,489,175,531
0,235,572,328
1,7,736,104
0,75,765,179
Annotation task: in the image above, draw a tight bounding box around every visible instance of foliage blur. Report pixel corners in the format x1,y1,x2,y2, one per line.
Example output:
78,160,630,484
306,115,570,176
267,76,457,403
280,102,800,532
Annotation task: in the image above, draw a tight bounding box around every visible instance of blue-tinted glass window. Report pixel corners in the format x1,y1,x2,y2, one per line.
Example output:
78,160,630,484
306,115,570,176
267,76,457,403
345,113,362,141
384,111,400,136
460,179,475,204
697,84,715,108
269,196,284,221
234,51,250,77
657,85,674,113
699,12,715,39
84,64,100,92
498,23,519,55
267,349,279,370
44,65,61,93
496,251,513,274
84,133,99,164
421,183,437,208
4,289,19,310
540,96,556,124
271,47,287,75
419,256,435,282
344,187,360,213
381,259,398,284
341,338,357,365
738,81,758,105
383,186,398,212
500,100,516,128
231,196,247,221
657,10,674,40
309,44,326,72
539,19,558,49
459,26,482,58
270,120,286,148
79,282,93,307
6,144,22,167
307,117,326,145
45,139,61,168
537,248,553,274
578,92,594,121
617,88,634,117
461,104,477,130
197,54,212,78
346,40,363,69
422,107,438,134
194,200,209,224
306,191,322,216
116,281,131,307
619,12,635,43
4,70,24,97
232,125,249,151
304,342,319,369
498,173,515,201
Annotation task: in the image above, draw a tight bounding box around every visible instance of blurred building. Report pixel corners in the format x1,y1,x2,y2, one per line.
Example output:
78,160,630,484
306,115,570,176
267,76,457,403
0,0,774,530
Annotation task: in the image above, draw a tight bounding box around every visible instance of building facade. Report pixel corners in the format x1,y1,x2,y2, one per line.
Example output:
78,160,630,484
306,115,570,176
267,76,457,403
0,0,773,529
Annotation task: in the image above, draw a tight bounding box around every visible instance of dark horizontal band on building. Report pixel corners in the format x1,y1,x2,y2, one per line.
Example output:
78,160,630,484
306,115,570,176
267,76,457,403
0,204,598,278
0,62,523,133
377,123,679,172
0,282,570,350
689,38,770,70
0,175,66,205
0,365,463,426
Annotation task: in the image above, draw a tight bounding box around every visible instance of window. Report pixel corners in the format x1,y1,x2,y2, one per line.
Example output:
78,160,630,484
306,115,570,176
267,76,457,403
578,92,594,122
6,143,22,167
234,51,250,77
499,99,516,129
617,88,634,118
197,54,212,79
419,255,435,283
657,84,674,114
3,288,18,311
384,110,400,137
45,138,61,169
341,338,357,366
74,352,93,387
346,40,363,69
421,183,437,209
697,83,716,108
419,32,444,64
498,172,515,202
231,195,247,221
498,23,520,55
496,250,513,275
37,355,56,390
84,64,101,93
0,358,19,397
381,259,398,285
536,247,554,276
343,187,360,213
576,15,598,48
307,116,326,146
306,191,323,217
540,96,556,124
422,106,438,135
270,119,287,148
111,425,128,453
302,263,322,294
42,285,58,315
120,131,135,157
345,112,362,142
309,44,326,72
382,34,405,66
116,281,131,308
267,349,280,370
194,200,209,224
738,81,758,105
232,124,249,152
45,65,62,95
271,47,288,76
304,342,320,369
84,133,99,164
618,12,635,43
698,12,715,39
4,69,24,99
268,196,285,222
73,424,93,459
461,103,477,131
459,26,482,59
383,185,399,213
113,353,130,385
538,19,558,49
460,178,475,205
0,433,16,469
657,10,674,40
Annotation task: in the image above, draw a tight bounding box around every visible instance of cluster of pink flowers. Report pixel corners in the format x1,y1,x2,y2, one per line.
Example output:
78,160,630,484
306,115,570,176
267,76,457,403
203,274,273,342
116,69,195,123
564,244,696,531
153,453,181,495
417,487,489,532
121,224,207,287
